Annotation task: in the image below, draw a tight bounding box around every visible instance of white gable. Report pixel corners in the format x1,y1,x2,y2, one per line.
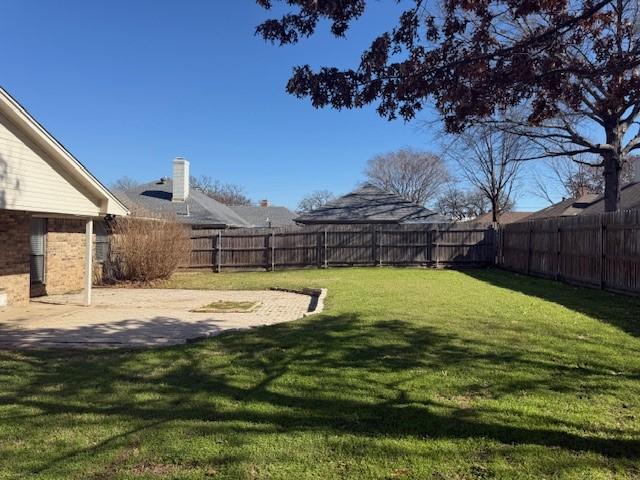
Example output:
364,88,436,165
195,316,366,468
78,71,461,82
0,89,128,217
0,112,104,216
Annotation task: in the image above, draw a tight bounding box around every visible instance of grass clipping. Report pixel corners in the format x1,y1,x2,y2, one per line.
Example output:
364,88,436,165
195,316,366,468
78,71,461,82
191,300,261,313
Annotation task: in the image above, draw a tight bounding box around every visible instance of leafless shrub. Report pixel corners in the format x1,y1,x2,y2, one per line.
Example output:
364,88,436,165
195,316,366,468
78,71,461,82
105,214,190,283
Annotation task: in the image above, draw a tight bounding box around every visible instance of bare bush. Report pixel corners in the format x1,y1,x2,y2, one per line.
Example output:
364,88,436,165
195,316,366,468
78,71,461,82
105,215,190,283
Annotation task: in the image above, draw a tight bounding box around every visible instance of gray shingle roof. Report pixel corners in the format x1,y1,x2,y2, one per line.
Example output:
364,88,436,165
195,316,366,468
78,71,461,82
473,211,533,224
294,183,447,224
113,179,251,228
582,181,640,214
228,205,297,227
528,183,640,220
526,194,599,221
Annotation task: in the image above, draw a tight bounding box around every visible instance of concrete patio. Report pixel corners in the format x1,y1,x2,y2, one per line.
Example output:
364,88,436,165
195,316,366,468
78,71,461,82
0,288,319,348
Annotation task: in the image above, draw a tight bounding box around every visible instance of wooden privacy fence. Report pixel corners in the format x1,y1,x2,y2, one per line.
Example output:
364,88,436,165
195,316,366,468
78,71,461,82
190,224,496,271
498,210,640,296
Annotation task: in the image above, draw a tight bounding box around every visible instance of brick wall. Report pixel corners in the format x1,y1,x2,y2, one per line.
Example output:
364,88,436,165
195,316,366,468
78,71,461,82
45,218,86,295
0,211,30,306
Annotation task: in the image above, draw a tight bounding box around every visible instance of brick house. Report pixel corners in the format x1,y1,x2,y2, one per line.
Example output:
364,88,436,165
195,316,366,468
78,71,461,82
0,88,128,308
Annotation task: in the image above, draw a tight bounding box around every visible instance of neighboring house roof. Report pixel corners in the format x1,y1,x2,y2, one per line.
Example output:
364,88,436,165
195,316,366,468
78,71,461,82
526,193,599,221
114,179,251,228
0,88,128,217
473,211,533,224
527,197,575,221
527,182,640,220
229,205,297,227
580,181,640,215
295,183,447,224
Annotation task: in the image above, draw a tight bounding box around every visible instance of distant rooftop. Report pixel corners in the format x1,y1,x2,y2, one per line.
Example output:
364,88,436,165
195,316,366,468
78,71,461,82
295,183,447,224
228,205,297,228
527,182,640,220
113,178,251,228
473,211,533,224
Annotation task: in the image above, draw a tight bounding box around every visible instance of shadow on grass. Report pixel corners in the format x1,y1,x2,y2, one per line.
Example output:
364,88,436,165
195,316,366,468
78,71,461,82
461,268,640,337
1,310,639,476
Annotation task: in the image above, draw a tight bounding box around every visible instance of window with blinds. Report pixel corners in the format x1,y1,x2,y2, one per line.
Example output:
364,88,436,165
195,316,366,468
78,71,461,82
30,218,46,285
95,221,110,262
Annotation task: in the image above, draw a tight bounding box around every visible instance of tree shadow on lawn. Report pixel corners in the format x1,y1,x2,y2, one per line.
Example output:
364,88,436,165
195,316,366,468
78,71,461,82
462,268,640,338
1,312,639,476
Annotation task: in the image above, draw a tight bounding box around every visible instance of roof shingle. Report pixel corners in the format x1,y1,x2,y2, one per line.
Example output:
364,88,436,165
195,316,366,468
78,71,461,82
113,179,251,228
228,205,297,227
294,184,446,224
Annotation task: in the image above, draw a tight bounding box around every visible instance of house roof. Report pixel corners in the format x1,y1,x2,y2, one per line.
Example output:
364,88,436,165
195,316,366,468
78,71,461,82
113,179,251,228
580,181,640,214
526,183,640,221
294,183,447,224
0,88,128,217
526,193,600,221
228,205,297,227
473,211,533,224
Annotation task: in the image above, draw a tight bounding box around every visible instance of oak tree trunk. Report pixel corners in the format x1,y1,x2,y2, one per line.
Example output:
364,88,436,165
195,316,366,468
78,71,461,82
603,154,621,212
602,122,622,212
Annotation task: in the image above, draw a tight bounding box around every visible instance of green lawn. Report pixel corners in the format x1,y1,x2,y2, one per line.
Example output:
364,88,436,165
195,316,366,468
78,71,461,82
1,268,640,479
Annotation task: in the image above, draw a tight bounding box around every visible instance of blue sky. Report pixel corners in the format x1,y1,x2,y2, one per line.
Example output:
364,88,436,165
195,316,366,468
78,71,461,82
2,1,547,211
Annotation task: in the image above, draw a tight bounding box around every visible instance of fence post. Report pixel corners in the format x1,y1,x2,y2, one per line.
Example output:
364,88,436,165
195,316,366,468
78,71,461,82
271,231,276,271
317,231,322,268
600,216,606,289
490,223,500,265
371,225,377,266
498,225,504,265
379,226,383,267
324,228,328,268
555,223,561,281
216,231,222,273
526,225,532,275
433,226,439,268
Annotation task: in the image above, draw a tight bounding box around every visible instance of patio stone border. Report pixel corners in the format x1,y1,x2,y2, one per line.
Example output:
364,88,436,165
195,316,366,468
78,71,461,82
268,287,327,316
185,288,327,344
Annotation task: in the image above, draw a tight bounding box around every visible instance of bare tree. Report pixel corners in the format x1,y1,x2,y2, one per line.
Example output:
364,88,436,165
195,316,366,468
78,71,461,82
257,0,640,212
451,126,526,223
111,176,140,191
190,175,251,206
534,155,635,204
364,148,449,205
436,187,490,221
297,190,335,213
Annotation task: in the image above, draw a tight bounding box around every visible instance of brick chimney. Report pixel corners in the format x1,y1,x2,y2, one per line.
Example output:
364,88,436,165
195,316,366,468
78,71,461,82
172,157,189,202
260,199,270,207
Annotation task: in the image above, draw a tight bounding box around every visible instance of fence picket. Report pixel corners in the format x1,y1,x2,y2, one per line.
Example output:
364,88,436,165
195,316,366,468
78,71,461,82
190,223,494,271
499,211,640,296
